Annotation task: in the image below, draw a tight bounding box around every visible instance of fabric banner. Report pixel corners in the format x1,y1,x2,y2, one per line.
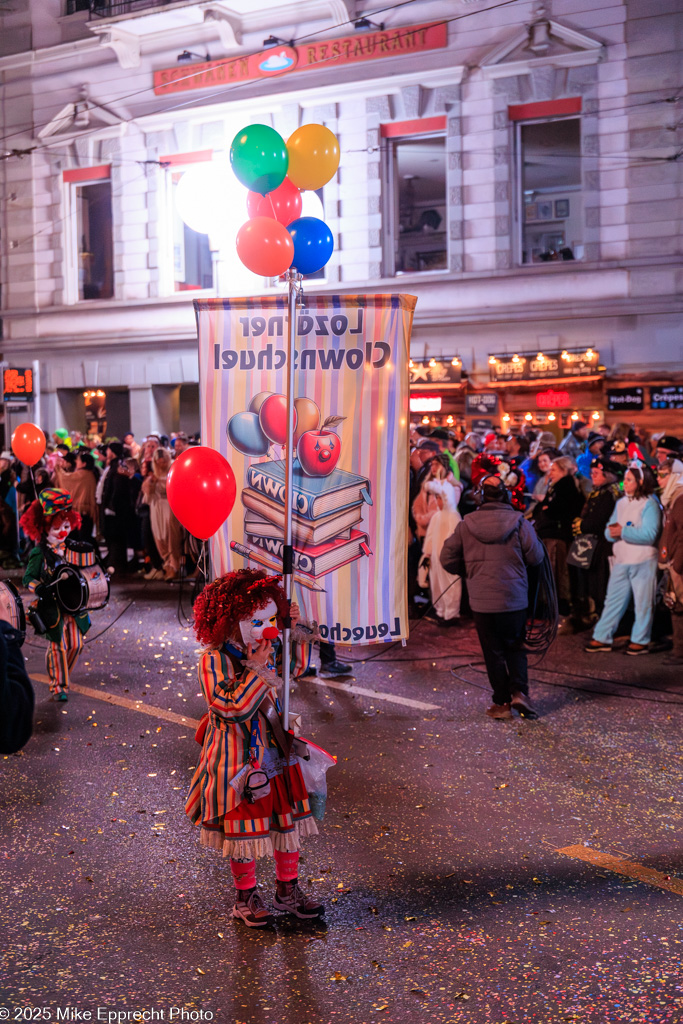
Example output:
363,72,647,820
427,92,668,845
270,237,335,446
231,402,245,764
195,293,416,645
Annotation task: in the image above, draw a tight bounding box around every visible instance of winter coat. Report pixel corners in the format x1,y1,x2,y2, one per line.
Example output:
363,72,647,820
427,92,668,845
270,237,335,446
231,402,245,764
532,474,584,543
0,621,34,755
440,500,545,613
574,481,621,560
660,488,683,574
605,494,661,564
558,431,584,460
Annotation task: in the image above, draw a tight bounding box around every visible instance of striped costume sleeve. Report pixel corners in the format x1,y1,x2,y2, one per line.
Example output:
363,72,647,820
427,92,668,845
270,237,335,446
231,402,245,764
199,650,271,725
23,546,44,593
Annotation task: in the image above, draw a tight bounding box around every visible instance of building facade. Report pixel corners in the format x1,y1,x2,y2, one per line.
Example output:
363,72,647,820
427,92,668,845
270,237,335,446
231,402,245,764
0,0,681,443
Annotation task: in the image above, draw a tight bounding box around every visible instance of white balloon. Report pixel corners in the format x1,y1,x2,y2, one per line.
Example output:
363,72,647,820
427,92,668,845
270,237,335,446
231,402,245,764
299,190,324,220
175,161,248,243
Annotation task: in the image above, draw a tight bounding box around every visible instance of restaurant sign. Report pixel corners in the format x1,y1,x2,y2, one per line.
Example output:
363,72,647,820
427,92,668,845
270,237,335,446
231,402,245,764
154,22,447,96
410,358,461,386
488,350,601,383
466,392,498,415
650,385,683,410
607,387,644,412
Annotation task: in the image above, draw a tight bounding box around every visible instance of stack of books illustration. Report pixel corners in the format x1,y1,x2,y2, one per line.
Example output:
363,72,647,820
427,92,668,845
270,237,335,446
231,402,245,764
232,459,372,587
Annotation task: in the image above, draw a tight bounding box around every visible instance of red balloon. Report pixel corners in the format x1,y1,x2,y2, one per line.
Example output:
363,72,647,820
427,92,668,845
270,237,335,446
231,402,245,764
167,447,236,540
11,422,46,466
247,177,302,226
236,217,294,277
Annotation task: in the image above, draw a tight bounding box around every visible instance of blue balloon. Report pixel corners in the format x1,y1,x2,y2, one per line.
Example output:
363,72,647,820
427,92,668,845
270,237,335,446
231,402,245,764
287,216,334,275
227,411,270,457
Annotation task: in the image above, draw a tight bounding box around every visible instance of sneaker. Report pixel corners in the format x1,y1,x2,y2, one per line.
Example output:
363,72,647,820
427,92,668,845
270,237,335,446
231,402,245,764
273,879,325,919
485,703,512,720
232,888,274,928
57,690,68,702
511,691,538,719
319,661,352,678
296,666,317,679
626,643,650,656
585,640,612,652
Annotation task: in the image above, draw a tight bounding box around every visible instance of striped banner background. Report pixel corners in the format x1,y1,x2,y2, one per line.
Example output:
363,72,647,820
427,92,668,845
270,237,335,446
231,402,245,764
195,293,415,645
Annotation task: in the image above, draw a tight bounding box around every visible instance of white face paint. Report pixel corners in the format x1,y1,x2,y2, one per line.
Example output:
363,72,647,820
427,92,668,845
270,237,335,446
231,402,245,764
238,599,279,647
47,518,71,547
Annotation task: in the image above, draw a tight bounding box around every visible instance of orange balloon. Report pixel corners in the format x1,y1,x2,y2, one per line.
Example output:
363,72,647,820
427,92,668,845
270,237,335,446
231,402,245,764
287,124,340,191
236,216,295,277
11,422,46,466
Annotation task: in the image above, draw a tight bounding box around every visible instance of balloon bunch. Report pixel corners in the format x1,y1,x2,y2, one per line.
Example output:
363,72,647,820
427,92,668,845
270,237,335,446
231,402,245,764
230,123,339,278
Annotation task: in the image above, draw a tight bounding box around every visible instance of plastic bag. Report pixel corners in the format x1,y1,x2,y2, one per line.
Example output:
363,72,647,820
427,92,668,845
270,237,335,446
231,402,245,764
299,740,336,821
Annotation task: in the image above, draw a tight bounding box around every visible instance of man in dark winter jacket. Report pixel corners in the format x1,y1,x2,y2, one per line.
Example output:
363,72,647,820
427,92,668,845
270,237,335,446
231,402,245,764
0,621,34,754
441,475,545,720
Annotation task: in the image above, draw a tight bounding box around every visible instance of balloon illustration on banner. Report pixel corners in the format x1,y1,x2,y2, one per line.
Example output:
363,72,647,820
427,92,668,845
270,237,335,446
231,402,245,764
167,447,236,540
230,121,340,277
11,422,46,466
226,394,344,477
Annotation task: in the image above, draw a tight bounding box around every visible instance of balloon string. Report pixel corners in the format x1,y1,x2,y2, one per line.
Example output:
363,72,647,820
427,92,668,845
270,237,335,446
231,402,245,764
267,193,277,219
29,465,38,501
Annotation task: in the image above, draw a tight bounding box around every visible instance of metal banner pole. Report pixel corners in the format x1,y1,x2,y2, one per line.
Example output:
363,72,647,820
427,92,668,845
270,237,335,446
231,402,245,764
282,268,301,728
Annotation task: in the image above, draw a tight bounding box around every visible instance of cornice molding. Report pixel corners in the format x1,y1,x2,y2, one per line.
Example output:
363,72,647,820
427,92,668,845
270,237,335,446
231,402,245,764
480,18,604,80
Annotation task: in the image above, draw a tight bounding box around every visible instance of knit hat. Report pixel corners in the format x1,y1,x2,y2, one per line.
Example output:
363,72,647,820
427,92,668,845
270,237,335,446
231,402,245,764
586,432,605,449
107,441,124,459
571,420,589,432
38,488,73,516
655,435,682,455
591,456,624,478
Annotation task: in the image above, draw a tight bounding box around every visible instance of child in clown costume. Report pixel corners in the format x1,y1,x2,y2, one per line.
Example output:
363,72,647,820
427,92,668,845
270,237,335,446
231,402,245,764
186,567,325,928
20,488,90,702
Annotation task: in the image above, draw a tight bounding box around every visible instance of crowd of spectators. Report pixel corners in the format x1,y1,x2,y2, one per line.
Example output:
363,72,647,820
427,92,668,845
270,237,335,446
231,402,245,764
410,420,683,664
0,428,200,581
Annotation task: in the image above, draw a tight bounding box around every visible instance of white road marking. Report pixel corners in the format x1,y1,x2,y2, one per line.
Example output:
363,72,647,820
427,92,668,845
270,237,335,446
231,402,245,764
558,844,683,896
32,673,200,729
303,677,442,711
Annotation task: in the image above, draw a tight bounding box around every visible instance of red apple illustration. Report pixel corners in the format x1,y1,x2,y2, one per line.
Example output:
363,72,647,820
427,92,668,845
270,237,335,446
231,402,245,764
259,393,296,446
297,415,346,477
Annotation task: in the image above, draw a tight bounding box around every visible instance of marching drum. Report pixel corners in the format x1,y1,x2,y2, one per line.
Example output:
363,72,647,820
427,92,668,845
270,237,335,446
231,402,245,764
0,580,26,639
64,538,98,568
55,563,110,614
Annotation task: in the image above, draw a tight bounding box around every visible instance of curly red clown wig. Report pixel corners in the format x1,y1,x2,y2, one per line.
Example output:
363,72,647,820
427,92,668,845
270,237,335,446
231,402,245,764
193,568,290,649
19,503,81,544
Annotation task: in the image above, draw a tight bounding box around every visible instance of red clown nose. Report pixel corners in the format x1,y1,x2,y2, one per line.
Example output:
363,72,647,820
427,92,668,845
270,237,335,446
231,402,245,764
262,626,279,640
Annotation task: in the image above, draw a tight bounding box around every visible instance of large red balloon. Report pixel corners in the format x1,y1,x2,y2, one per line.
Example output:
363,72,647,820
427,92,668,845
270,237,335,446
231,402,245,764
236,217,294,277
11,422,46,466
247,177,302,226
167,447,236,540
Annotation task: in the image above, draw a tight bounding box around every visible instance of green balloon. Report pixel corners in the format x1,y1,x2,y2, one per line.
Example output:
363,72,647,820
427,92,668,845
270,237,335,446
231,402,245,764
230,123,288,195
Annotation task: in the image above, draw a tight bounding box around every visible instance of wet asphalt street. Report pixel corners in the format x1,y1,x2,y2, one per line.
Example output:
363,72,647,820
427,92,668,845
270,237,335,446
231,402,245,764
1,575,682,1024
